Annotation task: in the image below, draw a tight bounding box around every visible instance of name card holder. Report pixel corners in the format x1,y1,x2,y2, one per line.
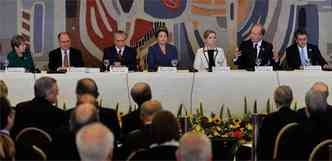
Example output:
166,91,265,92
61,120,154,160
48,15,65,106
158,67,177,73
255,66,273,72
85,68,100,73
213,67,230,72
110,67,128,73
6,67,25,72
303,65,322,71
68,67,86,73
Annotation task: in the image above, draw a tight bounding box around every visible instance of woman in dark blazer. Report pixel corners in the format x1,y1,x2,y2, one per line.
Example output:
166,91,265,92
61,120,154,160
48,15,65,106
147,29,178,71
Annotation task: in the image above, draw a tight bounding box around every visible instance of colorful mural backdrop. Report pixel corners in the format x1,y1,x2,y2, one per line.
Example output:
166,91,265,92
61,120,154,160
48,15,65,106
0,0,331,69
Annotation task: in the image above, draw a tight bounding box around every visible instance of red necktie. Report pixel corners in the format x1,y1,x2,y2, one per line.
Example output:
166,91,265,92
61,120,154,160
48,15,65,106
64,50,69,67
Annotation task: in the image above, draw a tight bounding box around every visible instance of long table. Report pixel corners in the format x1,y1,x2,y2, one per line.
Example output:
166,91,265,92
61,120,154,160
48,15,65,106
1,71,331,115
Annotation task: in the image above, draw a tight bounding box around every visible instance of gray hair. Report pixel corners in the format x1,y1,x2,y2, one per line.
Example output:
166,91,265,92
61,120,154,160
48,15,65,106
274,85,293,108
305,89,328,114
76,123,114,161
34,77,57,99
177,132,212,161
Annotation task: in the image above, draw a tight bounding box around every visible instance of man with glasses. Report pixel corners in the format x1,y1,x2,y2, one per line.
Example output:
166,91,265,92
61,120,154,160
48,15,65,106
48,32,84,72
103,30,138,71
285,29,328,70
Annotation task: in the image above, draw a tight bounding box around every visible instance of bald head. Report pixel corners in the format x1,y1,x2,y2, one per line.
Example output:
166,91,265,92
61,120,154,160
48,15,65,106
311,82,329,99
130,82,152,107
76,123,114,161
140,100,162,124
176,132,212,161
70,103,98,133
76,78,99,99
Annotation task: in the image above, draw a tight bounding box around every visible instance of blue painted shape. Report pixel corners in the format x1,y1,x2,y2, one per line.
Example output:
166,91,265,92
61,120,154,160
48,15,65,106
194,30,204,48
278,5,295,54
33,3,44,53
174,23,194,68
144,0,187,19
304,4,319,45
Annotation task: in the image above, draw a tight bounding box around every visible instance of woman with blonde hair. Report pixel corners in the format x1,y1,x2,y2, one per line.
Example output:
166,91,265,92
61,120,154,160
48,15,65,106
193,30,227,72
0,80,8,98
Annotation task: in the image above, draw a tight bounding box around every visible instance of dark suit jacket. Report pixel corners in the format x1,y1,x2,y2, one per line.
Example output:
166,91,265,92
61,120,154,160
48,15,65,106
12,97,65,138
234,39,277,70
147,43,178,71
65,107,120,139
121,124,153,159
258,107,297,160
103,46,137,71
48,47,84,72
121,109,144,139
286,43,327,70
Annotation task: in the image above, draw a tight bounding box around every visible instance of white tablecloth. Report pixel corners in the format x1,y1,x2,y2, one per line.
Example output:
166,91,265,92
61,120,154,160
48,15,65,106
1,71,331,115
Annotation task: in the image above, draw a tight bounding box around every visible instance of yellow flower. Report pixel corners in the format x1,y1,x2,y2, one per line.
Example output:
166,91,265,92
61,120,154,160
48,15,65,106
246,124,253,130
213,117,222,125
232,119,241,128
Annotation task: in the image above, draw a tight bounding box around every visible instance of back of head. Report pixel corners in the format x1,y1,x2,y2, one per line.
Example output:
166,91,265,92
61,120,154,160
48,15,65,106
76,78,99,99
70,103,99,133
130,82,152,107
0,134,15,161
152,110,179,144
34,76,57,100
140,100,163,124
311,82,329,99
177,132,212,161
0,80,8,98
305,89,327,117
274,85,293,109
0,97,12,130
76,123,114,161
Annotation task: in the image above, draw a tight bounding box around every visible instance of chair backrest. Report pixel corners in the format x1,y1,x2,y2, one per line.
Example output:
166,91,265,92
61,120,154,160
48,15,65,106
211,137,240,161
273,122,299,160
15,127,52,160
309,139,332,161
0,133,15,160
126,148,149,161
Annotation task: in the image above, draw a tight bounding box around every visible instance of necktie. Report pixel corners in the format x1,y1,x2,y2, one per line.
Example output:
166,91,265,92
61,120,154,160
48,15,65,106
254,43,259,57
64,49,69,68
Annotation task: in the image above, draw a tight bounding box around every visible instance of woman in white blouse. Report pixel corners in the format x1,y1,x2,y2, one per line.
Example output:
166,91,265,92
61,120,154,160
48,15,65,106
193,30,227,71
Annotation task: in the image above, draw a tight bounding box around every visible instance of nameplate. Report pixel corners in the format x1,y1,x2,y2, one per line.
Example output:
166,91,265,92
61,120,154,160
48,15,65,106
255,66,273,72
158,67,177,72
85,68,100,73
110,67,128,73
213,67,230,72
68,67,86,73
6,67,25,72
303,65,322,71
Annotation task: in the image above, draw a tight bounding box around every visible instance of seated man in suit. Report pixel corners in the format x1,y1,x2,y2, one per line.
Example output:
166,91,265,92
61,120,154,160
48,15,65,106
103,30,137,71
258,85,297,160
11,77,65,137
50,103,99,160
121,82,152,138
176,132,212,161
286,29,328,70
234,24,278,70
48,32,84,72
76,123,114,161
121,100,162,159
65,78,120,139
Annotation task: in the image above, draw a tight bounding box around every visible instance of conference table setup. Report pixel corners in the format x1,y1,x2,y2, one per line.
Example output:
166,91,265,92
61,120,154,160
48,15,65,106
1,70,331,115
